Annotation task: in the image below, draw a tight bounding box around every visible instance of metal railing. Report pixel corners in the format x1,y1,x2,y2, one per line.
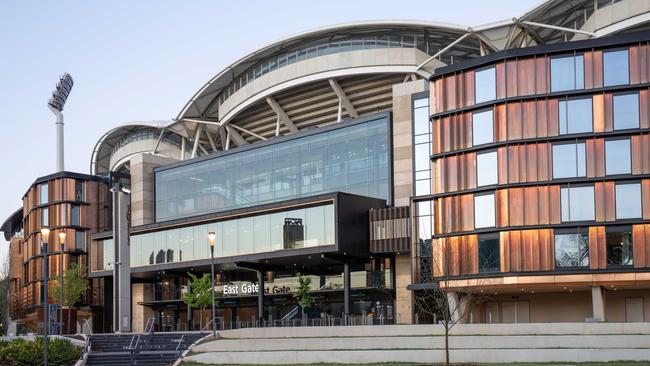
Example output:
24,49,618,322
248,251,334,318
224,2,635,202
213,313,393,329
144,317,155,334
201,317,225,332
127,335,141,366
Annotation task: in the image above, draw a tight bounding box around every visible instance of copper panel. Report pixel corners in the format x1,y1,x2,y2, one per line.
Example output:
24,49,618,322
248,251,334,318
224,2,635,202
631,134,650,175
593,50,603,88
522,100,537,139
593,94,605,132
643,180,650,220
496,188,509,227
632,224,650,268
526,144,539,182
549,185,561,224
518,58,536,96
630,46,641,84
586,138,606,178
547,99,559,137
536,99,548,137
537,143,551,181
464,70,475,107
507,103,522,141
496,61,506,99
523,187,539,226
508,188,524,227
588,226,606,270
495,104,508,142
535,56,548,94
585,51,595,89
497,147,508,185
641,89,650,129
603,93,613,132
537,186,550,224
595,181,615,222
506,60,518,98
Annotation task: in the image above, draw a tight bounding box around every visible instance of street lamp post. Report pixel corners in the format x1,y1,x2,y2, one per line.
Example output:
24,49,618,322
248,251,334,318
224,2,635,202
58,232,66,335
41,227,50,366
208,231,216,339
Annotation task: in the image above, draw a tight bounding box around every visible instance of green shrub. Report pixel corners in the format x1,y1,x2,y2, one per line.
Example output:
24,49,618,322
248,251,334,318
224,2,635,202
0,337,82,366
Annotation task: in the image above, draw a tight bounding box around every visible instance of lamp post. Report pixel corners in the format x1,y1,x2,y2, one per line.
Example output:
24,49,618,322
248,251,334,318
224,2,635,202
208,231,216,339
41,227,50,366
58,232,66,335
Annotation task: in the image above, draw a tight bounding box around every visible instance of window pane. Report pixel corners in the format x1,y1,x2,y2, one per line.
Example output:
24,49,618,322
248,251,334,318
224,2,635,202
414,143,430,172
42,208,49,226
554,233,589,267
474,194,495,228
606,230,633,266
561,186,595,222
616,183,642,219
472,110,493,146
39,183,48,204
71,205,80,226
475,67,496,104
478,237,500,273
477,151,498,186
559,98,592,134
605,139,631,175
551,56,583,92
75,231,85,251
553,143,586,178
604,50,629,87
413,106,430,136
613,93,639,130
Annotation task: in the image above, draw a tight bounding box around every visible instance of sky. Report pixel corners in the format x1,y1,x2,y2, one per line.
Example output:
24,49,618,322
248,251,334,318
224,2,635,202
0,0,541,272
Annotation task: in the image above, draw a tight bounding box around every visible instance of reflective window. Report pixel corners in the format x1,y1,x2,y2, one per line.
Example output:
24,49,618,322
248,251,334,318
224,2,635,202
478,235,500,273
559,98,592,135
472,110,493,146
156,116,389,221
554,232,589,267
474,193,495,228
615,183,642,219
613,93,639,130
475,67,496,104
561,186,595,222
131,204,335,266
75,231,85,251
42,207,48,227
551,55,584,92
552,142,586,178
477,151,498,186
605,139,631,175
71,205,80,226
606,229,633,266
75,181,85,201
603,49,629,87
39,183,48,204
413,97,431,196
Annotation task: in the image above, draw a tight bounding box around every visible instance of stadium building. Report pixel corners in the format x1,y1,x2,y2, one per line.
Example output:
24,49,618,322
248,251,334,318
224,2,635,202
3,0,650,333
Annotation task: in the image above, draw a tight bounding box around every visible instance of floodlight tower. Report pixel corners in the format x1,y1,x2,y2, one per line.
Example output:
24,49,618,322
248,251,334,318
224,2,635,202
47,73,74,172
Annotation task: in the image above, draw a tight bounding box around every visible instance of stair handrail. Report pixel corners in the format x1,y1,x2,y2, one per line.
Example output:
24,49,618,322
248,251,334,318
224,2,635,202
127,334,141,366
281,280,331,321
175,334,185,359
81,318,92,336
201,316,223,332
144,317,156,335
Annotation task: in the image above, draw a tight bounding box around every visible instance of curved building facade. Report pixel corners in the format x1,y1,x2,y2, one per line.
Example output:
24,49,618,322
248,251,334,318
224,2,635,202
425,31,650,323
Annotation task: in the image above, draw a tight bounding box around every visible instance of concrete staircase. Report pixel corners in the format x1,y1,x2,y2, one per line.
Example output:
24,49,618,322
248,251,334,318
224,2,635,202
87,332,205,366
185,323,650,364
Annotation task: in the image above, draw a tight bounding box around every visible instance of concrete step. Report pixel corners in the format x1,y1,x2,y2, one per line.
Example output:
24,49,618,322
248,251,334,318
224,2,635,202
186,348,650,365
194,334,650,352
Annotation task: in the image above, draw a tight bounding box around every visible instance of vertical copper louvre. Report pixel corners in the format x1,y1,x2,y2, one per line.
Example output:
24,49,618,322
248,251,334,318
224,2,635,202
369,206,410,253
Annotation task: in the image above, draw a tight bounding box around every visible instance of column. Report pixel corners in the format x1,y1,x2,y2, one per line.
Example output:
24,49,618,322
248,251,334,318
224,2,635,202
343,263,351,316
113,188,131,333
591,286,606,322
257,270,265,324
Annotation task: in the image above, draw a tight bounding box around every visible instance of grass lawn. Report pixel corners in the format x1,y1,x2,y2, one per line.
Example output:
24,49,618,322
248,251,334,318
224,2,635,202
182,363,650,366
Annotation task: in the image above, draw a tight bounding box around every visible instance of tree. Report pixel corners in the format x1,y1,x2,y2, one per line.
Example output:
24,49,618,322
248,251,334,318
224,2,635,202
183,273,213,329
294,276,313,322
50,263,88,334
413,238,491,365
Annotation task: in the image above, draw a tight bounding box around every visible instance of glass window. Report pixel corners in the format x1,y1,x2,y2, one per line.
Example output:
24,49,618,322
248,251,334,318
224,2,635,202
475,67,496,104
42,207,48,227
39,183,48,204
606,229,633,266
561,186,595,222
474,193,495,228
554,232,589,267
552,142,586,179
75,181,85,201
477,151,498,186
413,97,431,197
71,205,80,226
551,55,584,92
615,183,642,219
613,93,639,130
75,231,85,251
605,139,631,175
414,143,430,172
559,98,592,135
478,235,500,273
603,49,629,87
472,110,493,146
155,116,390,222
413,101,429,135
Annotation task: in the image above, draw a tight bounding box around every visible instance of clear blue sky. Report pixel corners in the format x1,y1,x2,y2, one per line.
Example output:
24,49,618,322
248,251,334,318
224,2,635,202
0,0,540,271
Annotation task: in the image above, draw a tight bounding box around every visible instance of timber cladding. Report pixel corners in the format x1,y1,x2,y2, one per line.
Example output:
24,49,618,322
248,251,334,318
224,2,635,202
369,206,410,253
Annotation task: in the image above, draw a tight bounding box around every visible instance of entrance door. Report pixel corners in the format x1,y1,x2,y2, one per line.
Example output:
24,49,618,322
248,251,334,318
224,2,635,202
501,301,529,323
625,297,644,322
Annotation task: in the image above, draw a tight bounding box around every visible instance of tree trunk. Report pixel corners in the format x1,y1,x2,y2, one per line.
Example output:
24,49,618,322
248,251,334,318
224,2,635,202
199,309,203,329
444,325,450,365
67,307,72,335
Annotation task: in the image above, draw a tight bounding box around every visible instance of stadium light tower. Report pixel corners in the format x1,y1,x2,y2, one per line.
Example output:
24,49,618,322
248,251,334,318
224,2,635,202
47,73,74,172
